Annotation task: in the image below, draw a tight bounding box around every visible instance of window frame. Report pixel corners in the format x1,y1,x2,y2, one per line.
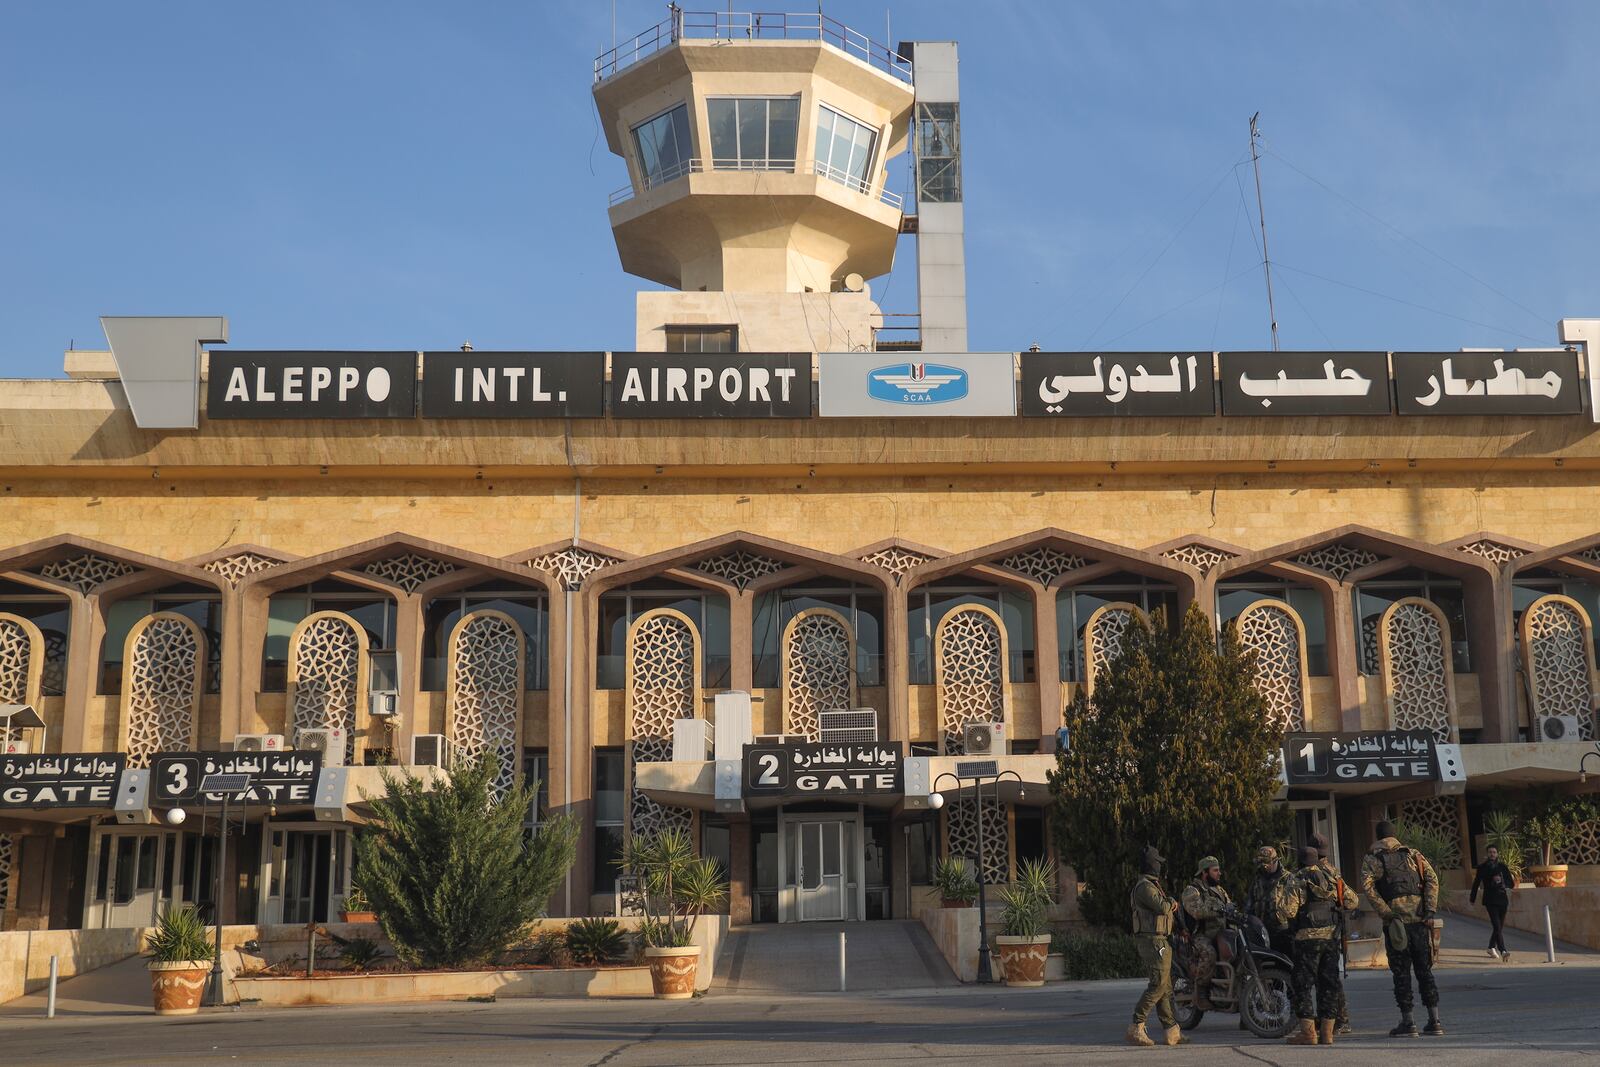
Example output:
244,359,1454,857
706,95,800,172
813,104,881,194
630,103,695,189
664,324,739,353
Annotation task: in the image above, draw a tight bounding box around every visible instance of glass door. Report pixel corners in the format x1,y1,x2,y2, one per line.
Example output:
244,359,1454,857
262,823,349,924
797,821,845,921
87,829,181,928
1289,800,1340,870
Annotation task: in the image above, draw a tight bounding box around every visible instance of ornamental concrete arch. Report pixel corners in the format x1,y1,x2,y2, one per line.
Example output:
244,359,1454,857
1220,525,1503,739
1502,531,1600,743
0,535,226,752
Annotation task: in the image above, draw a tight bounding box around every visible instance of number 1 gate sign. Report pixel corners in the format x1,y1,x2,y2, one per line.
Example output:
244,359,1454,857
744,742,902,798
1282,731,1439,785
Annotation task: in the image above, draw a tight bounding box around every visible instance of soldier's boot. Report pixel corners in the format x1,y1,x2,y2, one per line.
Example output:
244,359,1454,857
1125,1023,1155,1047
1192,970,1216,1011
1389,1011,1419,1038
1285,1019,1318,1045
1422,1007,1445,1036
1318,1019,1336,1045
1164,1025,1188,1046
1337,1017,1352,1035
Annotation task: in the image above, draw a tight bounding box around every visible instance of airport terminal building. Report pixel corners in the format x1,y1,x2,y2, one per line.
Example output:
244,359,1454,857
3,11,1600,932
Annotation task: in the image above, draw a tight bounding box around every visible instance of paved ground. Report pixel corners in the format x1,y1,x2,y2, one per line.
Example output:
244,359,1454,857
715,920,957,993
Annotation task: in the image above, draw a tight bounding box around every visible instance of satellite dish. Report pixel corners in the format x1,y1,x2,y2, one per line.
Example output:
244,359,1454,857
843,272,865,293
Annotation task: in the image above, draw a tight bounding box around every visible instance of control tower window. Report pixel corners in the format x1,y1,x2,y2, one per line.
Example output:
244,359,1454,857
631,104,694,188
814,105,878,194
665,325,737,353
708,97,799,172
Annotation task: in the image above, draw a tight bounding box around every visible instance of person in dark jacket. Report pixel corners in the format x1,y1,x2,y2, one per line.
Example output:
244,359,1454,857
1469,845,1515,961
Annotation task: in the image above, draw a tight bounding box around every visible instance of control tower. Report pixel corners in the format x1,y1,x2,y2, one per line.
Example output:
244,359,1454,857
594,8,965,353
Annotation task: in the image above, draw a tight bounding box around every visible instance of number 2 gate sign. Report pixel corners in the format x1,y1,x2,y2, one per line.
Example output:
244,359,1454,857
744,743,902,798
151,751,322,804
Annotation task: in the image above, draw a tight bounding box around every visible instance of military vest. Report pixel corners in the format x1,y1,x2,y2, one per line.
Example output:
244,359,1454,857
1294,869,1338,932
1374,846,1422,901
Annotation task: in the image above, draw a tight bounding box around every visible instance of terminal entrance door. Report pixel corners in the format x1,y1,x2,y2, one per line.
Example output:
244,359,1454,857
260,822,350,924
1288,800,1340,870
796,820,846,921
86,828,181,928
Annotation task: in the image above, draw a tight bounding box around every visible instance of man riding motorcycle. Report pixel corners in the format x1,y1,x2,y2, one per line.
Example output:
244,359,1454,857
1181,856,1233,1011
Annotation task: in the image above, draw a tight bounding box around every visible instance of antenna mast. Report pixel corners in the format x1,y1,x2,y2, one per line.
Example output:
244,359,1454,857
1248,112,1280,351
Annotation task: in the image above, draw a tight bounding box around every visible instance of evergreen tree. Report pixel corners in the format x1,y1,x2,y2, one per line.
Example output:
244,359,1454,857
1048,603,1289,927
355,754,578,968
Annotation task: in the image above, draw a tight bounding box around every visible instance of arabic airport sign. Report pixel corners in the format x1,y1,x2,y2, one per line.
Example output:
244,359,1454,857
1393,351,1581,416
206,352,419,419
743,742,903,797
419,352,605,418
1021,352,1215,416
609,352,811,417
1219,352,1393,416
819,352,1016,417
150,751,322,804
0,753,125,808
1281,730,1439,785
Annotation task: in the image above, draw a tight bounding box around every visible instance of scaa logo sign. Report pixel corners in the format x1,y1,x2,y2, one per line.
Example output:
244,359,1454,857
868,362,969,405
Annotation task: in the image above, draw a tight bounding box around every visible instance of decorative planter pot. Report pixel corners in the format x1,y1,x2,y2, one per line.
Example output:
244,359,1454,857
994,935,1052,988
340,910,377,923
644,945,700,999
149,961,211,1016
1529,865,1569,889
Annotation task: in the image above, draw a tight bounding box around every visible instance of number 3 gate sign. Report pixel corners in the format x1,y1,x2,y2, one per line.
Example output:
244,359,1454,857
744,742,902,798
151,751,322,804
1282,731,1438,785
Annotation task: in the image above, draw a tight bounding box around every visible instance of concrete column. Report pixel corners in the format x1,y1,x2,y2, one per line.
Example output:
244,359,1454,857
728,591,753,692
235,585,270,736
60,594,101,752
1323,581,1363,731
217,590,244,744
728,818,753,925
1471,572,1512,742
549,589,595,916
884,582,910,748
393,593,422,757
1032,582,1062,743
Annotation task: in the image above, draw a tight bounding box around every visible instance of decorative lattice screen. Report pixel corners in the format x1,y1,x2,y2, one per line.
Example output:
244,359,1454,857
1380,599,1456,743
0,613,42,708
1556,820,1600,865
782,609,855,742
1521,595,1597,742
289,612,367,761
997,548,1084,585
1083,602,1147,698
947,798,1010,885
0,833,13,912
530,546,617,590
121,613,203,767
1163,543,1237,574
858,546,932,582
448,610,524,801
203,552,279,585
1236,600,1309,732
1397,796,1461,870
936,605,1006,756
626,610,698,844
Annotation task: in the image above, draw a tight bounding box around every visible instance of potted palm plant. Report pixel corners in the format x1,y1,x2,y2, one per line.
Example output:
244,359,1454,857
145,905,214,1016
340,884,376,923
995,857,1056,987
1482,810,1526,886
1524,805,1575,889
934,855,979,908
625,827,728,999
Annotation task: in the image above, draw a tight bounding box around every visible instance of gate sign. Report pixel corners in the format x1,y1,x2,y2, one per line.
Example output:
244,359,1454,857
1282,731,1438,785
0,753,124,808
744,743,902,797
151,751,321,804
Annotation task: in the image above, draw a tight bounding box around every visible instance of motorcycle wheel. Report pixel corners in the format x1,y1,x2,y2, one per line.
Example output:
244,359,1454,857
1240,967,1295,1039
1172,969,1204,1030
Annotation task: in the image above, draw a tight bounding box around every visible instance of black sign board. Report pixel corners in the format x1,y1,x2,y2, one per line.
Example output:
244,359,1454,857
610,352,811,417
1219,352,1393,416
1282,731,1438,785
0,753,124,809
151,751,321,805
1022,352,1215,416
1392,351,1581,416
420,352,605,418
207,352,418,419
744,742,901,797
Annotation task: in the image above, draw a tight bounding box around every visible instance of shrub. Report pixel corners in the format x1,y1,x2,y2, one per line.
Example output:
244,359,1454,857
933,856,979,905
1393,817,1460,873
564,918,628,965
1048,604,1290,927
527,928,570,967
1000,857,1057,937
354,753,579,969
342,885,370,913
145,905,212,964
334,934,385,972
1051,928,1146,981
1482,810,1525,883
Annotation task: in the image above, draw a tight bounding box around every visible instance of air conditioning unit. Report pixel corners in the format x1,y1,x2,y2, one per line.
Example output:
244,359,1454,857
820,708,879,744
297,727,348,767
2,738,30,754
1539,714,1584,742
234,733,285,753
963,721,1006,756
411,733,451,768
368,691,398,719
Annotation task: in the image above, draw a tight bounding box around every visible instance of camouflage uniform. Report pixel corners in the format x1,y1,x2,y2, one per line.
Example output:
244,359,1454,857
1129,873,1178,1029
1275,862,1359,1023
1244,849,1292,958
1360,835,1441,1019
1180,867,1232,1008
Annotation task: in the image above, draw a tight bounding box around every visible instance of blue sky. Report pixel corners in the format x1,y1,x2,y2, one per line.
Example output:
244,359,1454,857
2,2,1594,376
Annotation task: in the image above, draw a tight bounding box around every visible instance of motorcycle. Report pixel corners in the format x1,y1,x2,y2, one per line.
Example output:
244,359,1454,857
1170,904,1296,1039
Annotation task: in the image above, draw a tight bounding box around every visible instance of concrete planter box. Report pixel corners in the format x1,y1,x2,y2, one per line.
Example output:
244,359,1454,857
233,966,654,1007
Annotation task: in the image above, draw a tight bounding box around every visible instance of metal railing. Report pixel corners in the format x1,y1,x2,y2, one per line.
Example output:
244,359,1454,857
609,157,902,210
595,9,913,83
